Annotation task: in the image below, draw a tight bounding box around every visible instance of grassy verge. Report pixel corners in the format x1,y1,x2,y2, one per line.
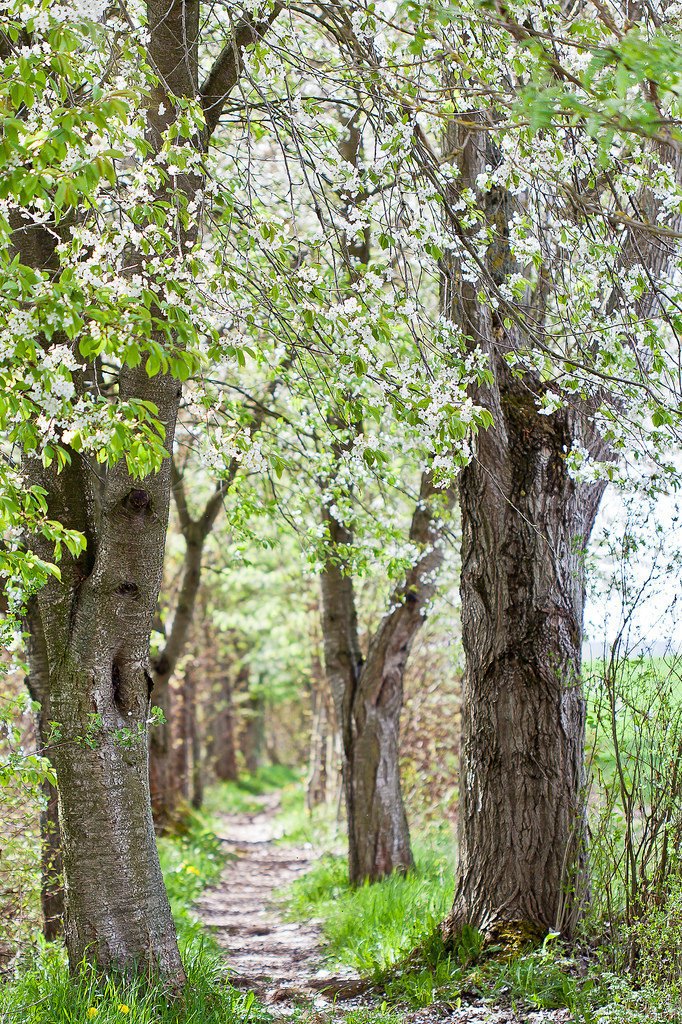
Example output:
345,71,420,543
284,826,455,976
0,803,266,1024
281,812,682,1023
281,826,601,1015
202,764,302,818
277,794,682,1023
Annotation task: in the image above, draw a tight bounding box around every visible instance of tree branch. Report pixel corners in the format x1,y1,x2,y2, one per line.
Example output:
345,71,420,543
359,472,455,705
200,3,282,138
171,458,192,535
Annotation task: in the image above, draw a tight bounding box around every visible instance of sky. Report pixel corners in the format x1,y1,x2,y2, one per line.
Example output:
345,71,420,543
584,484,682,658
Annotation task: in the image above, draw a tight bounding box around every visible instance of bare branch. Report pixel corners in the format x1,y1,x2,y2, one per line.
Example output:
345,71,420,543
200,3,282,138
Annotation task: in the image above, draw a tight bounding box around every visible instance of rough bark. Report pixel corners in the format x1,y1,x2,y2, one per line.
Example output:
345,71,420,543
446,380,604,939
439,107,680,941
321,473,454,885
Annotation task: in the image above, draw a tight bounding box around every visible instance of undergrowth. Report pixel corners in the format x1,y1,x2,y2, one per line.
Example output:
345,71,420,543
284,827,455,976
283,841,599,1016
0,802,266,1024
202,764,301,818
279,804,682,1022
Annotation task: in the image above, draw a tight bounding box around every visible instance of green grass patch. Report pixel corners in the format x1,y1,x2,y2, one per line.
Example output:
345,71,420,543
0,800,265,1024
279,815,599,1016
0,940,262,1024
284,825,455,977
273,784,340,849
202,765,301,817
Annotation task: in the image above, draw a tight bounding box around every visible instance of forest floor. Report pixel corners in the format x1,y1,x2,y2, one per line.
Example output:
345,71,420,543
198,795,575,1024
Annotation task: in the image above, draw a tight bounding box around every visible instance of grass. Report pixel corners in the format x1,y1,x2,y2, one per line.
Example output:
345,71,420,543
278,806,606,1018
202,764,301,818
282,836,599,1015
0,941,262,1024
0,801,267,1024
274,758,682,1022
274,784,340,848
284,824,455,978
5,751,682,1024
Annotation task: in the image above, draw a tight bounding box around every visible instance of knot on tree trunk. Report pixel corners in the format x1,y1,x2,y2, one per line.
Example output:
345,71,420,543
116,581,140,599
123,489,153,514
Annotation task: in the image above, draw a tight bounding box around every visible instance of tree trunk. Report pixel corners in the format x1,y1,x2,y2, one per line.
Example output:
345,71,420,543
150,531,203,829
173,671,192,804
25,624,64,940
241,691,264,775
149,679,175,830
44,450,186,978
444,388,604,940
327,716,343,810
440,112,605,942
210,666,239,782
345,650,414,885
190,678,203,810
321,474,453,885
22,378,185,981
306,670,329,810
52,662,181,974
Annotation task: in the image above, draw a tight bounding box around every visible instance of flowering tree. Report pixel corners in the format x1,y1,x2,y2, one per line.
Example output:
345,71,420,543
417,1,682,939
300,0,682,937
5,0,682,979
139,2,493,877
1,0,280,979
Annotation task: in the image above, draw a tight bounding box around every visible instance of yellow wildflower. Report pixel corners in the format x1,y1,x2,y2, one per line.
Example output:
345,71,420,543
87,1009,99,1019
184,865,200,876
118,1006,130,1015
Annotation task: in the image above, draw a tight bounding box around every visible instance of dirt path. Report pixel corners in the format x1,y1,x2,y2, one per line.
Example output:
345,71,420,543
198,796,575,1024
197,794,364,1014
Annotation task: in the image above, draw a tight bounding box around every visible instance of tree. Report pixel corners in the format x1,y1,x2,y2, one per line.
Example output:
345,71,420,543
149,370,289,826
321,471,455,884
318,0,682,936
2,0,278,978
431,4,682,939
